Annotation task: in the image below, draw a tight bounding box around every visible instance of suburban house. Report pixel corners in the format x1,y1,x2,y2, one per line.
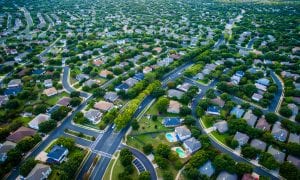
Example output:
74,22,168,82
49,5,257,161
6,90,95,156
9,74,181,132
175,125,191,141
216,171,238,180
288,133,300,144
47,145,69,164
76,74,89,82
115,83,130,92
44,79,53,88
167,100,182,114
177,83,192,92
0,141,16,162
214,120,228,134
167,89,184,99
99,70,113,78
255,83,267,91
211,97,225,108
162,117,182,127
250,139,267,151
234,131,250,147
57,97,71,106
83,79,98,88
231,75,241,85
251,93,263,102
104,92,119,102
43,87,58,97
255,116,271,131
288,103,299,121
25,163,52,180
0,95,8,107
198,161,215,177
271,122,288,142
7,79,22,88
28,114,50,130
143,66,152,74
256,78,270,86
242,173,259,180
183,137,201,154
243,110,257,127
84,108,103,124
267,146,285,163
206,106,221,116
133,73,144,81
124,77,139,87
6,126,36,143
230,107,245,118
93,100,114,112
92,59,104,66
287,155,300,169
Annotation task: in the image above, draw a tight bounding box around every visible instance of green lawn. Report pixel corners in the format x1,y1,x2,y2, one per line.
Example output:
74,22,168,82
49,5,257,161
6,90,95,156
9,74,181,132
210,131,231,145
111,152,139,180
64,129,95,141
146,101,179,117
103,153,117,180
13,116,32,126
45,92,69,106
133,116,172,134
127,132,172,151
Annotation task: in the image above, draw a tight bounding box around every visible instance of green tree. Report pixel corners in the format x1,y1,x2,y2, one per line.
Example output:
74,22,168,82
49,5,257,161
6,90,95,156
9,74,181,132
56,137,75,150
235,162,253,175
131,119,139,130
51,106,71,121
155,144,171,159
138,171,151,180
213,154,235,173
20,158,37,176
143,144,153,155
120,148,133,167
279,106,293,117
33,104,48,115
241,146,260,159
279,162,300,180
156,97,169,113
259,152,279,170
265,113,278,124
38,120,57,133
70,97,81,107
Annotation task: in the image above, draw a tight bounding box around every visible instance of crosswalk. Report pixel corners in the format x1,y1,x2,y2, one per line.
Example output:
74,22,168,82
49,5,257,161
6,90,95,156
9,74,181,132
92,149,113,158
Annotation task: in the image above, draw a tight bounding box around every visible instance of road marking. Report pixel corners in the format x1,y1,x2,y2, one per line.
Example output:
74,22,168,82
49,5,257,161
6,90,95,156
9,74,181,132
92,149,112,158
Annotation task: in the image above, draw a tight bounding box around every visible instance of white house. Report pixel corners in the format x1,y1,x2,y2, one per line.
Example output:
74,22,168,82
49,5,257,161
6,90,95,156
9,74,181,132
28,114,50,130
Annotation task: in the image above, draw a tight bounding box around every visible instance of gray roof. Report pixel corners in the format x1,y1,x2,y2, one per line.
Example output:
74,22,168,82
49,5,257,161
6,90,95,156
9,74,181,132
287,155,300,169
26,163,51,180
250,139,267,151
234,132,249,146
214,121,228,133
167,89,184,99
271,123,288,142
267,146,285,163
198,160,215,177
104,92,119,102
183,137,201,153
124,77,139,87
0,141,16,154
243,110,257,127
217,171,238,180
175,126,191,137
288,133,300,144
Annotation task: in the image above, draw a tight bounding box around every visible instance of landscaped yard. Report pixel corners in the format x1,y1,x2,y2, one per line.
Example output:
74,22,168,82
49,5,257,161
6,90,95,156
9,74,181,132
45,92,69,106
133,116,172,134
210,131,232,145
127,132,173,151
146,101,179,117
103,151,139,180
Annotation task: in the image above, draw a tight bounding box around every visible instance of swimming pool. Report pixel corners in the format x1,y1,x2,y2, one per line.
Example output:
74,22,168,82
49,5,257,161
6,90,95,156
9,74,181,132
174,147,187,158
165,132,177,142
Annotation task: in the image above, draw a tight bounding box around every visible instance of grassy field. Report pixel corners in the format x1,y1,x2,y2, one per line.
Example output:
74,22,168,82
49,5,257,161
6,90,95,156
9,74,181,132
146,101,179,117
64,128,95,141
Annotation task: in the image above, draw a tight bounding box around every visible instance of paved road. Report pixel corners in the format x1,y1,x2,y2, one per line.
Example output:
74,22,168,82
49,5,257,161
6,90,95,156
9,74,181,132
62,66,90,98
7,96,99,179
125,145,157,180
189,78,281,180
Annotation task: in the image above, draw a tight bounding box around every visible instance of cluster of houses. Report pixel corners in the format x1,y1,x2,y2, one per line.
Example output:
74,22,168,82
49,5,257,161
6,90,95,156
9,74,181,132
208,102,300,169
194,61,223,81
